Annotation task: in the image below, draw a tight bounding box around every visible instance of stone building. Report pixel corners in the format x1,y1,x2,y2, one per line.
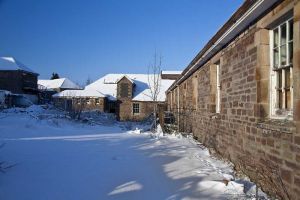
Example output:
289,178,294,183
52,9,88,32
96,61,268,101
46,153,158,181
166,0,300,199
161,71,182,80
0,57,39,103
38,78,81,104
86,74,175,121
52,89,106,112
55,73,175,121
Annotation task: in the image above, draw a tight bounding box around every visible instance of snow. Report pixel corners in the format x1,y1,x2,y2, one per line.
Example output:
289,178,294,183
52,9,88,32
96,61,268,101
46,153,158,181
85,74,175,101
38,78,81,90
161,71,182,75
53,89,106,98
0,106,268,200
0,57,37,74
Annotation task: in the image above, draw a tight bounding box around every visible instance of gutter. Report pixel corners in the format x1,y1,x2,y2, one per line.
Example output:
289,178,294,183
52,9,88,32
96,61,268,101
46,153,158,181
167,0,279,93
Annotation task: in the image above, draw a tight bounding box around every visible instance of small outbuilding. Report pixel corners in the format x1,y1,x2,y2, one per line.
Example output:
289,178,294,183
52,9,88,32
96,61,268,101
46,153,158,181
52,89,106,112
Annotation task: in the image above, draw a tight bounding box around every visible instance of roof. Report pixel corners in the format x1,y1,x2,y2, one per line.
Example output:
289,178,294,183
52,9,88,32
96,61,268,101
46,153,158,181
53,89,105,98
161,71,182,75
38,78,81,90
85,74,175,101
167,0,279,92
0,57,38,74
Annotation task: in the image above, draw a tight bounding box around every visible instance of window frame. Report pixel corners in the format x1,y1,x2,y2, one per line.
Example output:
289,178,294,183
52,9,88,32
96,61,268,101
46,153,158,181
269,18,293,119
132,103,140,115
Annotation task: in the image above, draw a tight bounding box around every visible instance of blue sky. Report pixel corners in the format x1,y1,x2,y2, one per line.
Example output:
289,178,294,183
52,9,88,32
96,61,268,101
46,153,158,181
0,0,243,85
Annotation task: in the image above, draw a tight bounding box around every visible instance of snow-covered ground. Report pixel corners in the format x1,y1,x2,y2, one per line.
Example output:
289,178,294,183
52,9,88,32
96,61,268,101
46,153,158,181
0,106,268,200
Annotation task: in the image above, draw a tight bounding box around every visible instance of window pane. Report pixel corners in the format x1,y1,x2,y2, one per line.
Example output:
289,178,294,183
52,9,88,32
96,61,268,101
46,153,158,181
285,68,290,88
278,90,283,109
274,48,279,68
289,41,293,64
289,20,293,41
274,28,279,47
280,45,287,66
278,70,282,88
286,90,291,110
281,23,287,45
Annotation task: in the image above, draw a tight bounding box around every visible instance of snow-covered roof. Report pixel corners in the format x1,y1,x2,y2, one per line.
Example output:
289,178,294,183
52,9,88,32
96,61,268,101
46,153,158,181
85,74,175,101
53,89,105,98
0,57,38,74
38,78,81,90
161,71,182,75
116,75,134,83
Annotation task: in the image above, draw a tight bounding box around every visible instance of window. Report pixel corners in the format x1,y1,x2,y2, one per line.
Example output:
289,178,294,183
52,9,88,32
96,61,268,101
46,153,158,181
270,19,293,118
192,75,198,109
95,98,100,104
216,62,221,113
76,99,81,104
133,103,140,114
86,99,91,104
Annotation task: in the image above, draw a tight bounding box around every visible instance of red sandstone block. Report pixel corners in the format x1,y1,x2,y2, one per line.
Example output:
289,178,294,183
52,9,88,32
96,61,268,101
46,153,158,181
285,160,300,171
269,154,283,164
267,138,275,147
280,168,293,184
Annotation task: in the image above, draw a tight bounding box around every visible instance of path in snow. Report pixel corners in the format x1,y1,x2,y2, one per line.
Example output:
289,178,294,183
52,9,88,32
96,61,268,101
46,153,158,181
0,108,265,200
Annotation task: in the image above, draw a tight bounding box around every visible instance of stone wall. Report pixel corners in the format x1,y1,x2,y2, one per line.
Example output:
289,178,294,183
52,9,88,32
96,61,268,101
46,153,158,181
167,1,300,199
118,99,165,121
53,97,105,113
0,70,38,94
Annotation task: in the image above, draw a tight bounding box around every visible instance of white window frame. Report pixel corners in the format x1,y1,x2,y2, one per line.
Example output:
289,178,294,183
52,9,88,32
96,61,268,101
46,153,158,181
269,18,293,119
133,103,140,115
216,63,221,113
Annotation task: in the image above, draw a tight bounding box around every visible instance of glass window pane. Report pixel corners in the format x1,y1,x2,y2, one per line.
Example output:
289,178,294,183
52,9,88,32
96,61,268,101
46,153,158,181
281,23,287,45
289,41,293,64
286,90,291,110
286,68,290,88
274,48,279,68
289,20,293,41
278,70,282,88
280,45,287,66
278,90,283,109
274,28,279,47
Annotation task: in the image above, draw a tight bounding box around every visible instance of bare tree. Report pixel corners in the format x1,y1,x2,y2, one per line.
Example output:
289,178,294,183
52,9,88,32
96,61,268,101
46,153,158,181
147,52,162,131
61,91,86,120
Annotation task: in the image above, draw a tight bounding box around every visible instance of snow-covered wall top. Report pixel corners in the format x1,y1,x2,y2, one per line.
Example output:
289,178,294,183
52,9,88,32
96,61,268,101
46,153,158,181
38,78,81,90
0,57,38,74
85,74,175,101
